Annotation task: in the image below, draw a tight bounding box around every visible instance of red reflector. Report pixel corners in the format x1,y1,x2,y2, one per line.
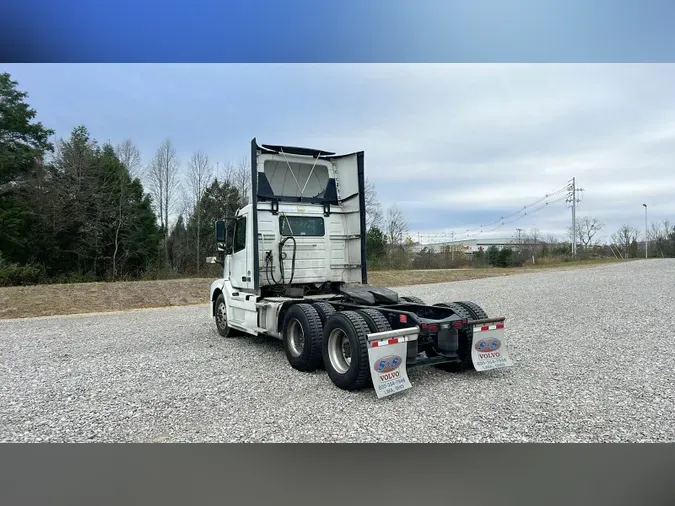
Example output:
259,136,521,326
452,321,463,328
421,322,428,329
427,324,438,331
399,314,407,323
496,323,504,329
481,325,490,331
388,338,399,345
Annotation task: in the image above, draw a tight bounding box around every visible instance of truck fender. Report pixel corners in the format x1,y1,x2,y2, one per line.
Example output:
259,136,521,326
209,278,225,316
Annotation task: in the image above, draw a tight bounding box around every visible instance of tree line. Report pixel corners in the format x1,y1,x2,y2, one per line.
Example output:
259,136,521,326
0,72,246,286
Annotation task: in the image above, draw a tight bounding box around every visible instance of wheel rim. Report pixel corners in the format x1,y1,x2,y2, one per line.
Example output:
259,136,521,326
287,319,305,357
216,301,227,330
327,328,352,374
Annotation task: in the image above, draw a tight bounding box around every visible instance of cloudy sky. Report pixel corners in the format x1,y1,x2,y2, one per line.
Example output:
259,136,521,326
5,64,675,244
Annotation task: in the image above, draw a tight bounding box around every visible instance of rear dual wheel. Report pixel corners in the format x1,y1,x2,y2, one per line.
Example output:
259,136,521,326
282,304,397,391
322,308,393,391
322,311,373,390
453,301,488,320
431,301,488,372
400,295,425,305
312,301,336,325
356,308,392,333
282,303,324,372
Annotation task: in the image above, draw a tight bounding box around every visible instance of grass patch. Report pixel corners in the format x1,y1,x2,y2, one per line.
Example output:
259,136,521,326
0,278,214,320
0,257,628,319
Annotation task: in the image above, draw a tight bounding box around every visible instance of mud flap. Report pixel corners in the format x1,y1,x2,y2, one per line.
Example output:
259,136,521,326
471,322,513,371
366,327,420,399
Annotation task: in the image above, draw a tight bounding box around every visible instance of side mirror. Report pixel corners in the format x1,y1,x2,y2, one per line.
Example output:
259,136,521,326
215,219,227,243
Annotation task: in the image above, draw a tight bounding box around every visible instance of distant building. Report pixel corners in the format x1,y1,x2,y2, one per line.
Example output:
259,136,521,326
411,237,548,255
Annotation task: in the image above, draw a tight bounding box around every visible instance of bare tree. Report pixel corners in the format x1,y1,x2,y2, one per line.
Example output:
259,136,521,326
575,216,604,249
649,219,674,258
114,139,142,179
109,139,142,279
216,157,250,207
611,224,639,258
365,177,383,231
385,204,408,247
186,150,214,273
148,139,181,263
233,157,251,206
544,233,559,245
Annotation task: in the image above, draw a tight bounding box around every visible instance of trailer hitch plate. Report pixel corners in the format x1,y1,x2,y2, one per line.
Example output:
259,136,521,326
470,322,513,372
366,327,419,399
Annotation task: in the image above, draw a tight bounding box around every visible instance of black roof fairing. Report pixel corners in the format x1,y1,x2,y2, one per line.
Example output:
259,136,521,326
253,138,358,160
260,143,335,158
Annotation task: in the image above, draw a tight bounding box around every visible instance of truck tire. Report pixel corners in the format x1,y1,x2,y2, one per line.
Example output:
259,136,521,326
454,301,488,320
432,302,474,372
322,311,372,391
356,308,392,333
400,295,425,305
214,293,238,338
282,303,324,372
312,301,336,326
433,302,473,320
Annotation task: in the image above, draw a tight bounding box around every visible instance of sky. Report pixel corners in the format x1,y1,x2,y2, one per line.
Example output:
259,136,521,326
4,63,675,244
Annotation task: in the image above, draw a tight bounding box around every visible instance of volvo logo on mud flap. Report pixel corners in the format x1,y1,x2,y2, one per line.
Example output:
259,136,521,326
474,338,501,352
374,355,402,373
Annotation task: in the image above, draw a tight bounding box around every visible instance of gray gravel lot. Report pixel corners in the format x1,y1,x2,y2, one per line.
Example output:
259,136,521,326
2,259,674,442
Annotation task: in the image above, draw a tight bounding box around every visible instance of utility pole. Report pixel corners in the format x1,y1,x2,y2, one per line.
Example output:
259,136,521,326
451,231,455,261
566,177,584,258
643,204,648,259
516,228,523,245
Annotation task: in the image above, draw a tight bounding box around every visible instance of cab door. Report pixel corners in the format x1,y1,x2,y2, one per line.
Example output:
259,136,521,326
230,212,253,292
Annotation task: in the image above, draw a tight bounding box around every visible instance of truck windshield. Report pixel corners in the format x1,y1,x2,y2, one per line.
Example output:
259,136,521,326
279,216,325,237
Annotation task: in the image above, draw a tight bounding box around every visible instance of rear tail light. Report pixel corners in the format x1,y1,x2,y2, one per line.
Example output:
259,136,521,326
399,314,407,323
427,324,438,331
452,321,463,328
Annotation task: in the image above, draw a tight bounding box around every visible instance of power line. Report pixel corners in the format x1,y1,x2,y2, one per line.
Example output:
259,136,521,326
418,182,573,245
459,183,570,237
459,191,569,241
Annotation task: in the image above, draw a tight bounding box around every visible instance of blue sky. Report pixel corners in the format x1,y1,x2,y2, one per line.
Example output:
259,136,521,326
4,64,675,243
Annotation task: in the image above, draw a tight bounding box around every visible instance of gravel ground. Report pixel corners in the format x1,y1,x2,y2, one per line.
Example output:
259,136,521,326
2,259,674,443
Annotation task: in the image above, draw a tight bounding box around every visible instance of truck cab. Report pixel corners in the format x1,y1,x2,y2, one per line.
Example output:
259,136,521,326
208,139,368,334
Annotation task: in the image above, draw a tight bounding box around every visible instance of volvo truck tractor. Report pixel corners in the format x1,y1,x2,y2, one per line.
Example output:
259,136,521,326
207,138,512,398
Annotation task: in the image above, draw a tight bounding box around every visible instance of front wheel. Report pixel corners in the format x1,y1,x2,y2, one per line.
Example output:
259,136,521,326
322,311,372,391
214,293,237,338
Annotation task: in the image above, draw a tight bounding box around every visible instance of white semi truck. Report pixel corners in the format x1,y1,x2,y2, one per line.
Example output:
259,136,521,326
207,139,512,398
